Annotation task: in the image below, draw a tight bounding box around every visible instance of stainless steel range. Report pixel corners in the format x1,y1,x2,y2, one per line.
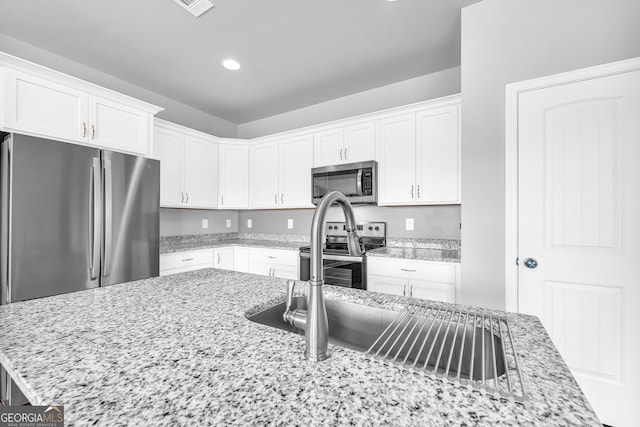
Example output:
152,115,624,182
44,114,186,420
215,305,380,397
299,222,386,289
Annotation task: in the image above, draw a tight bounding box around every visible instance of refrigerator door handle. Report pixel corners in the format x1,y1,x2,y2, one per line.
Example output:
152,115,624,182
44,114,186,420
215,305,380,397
90,158,101,279
102,158,113,277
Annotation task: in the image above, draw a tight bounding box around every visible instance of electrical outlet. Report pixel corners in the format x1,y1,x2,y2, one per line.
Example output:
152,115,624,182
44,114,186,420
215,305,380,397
405,218,414,231
287,219,294,229
226,219,231,228
202,219,209,229
247,219,252,229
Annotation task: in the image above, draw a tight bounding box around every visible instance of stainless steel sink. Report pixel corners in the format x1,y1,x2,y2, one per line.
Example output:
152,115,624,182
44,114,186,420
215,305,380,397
248,296,506,381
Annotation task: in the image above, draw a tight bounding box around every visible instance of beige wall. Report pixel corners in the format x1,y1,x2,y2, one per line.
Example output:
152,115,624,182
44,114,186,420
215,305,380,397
460,0,640,310
0,34,238,138
237,67,461,138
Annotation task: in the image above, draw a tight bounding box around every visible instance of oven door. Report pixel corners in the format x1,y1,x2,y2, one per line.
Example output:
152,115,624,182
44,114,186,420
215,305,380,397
299,252,366,290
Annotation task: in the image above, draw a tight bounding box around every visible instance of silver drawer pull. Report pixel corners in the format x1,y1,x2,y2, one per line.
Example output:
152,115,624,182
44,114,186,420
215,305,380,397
400,268,416,272
182,258,194,262
268,256,277,259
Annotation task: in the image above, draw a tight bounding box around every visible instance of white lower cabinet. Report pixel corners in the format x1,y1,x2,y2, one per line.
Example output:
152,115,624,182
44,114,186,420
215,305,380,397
248,248,299,280
233,247,250,273
213,247,235,271
367,257,459,303
160,249,213,276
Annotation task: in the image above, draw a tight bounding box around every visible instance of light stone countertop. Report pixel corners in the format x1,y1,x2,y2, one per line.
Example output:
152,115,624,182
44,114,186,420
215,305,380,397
160,238,306,254
0,269,599,426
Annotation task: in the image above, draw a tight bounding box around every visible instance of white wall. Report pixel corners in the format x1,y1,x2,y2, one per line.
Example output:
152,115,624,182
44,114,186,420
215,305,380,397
237,67,461,138
0,34,238,138
160,209,238,237
460,0,640,310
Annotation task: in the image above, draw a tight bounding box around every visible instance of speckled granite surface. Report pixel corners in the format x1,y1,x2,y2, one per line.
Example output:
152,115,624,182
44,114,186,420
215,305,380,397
0,269,599,426
367,247,460,263
160,233,308,254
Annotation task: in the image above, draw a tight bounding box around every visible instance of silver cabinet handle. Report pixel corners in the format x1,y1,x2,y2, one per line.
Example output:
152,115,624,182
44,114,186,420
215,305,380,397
182,258,194,262
91,124,96,140
403,284,407,296
400,268,416,272
339,148,343,160
417,185,420,199
268,256,277,259
409,285,413,298
281,194,284,204
275,193,278,205
181,192,184,203
344,148,347,159
83,122,87,138
217,254,221,265
411,185,414,199
272,268,276,277
268,267,273,276
185,192,188,203
102,158,113,277
89,157,101,279
221,195,224,206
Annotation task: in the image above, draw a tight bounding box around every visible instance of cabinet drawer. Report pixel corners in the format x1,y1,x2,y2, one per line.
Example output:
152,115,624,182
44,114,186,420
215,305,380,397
248,248,298,265
368,257,457,284
160,249,213,274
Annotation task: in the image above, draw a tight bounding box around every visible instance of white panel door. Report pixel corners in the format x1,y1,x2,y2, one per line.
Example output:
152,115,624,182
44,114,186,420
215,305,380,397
249,142,279,208
368,275,407,297
376,114,416,205
219,144,249,209
279,134,314,208
518,69,640,426
416,105,460,204
5,69,88,143
89,95,149,154
184,136,218,208
344,121,375,163
313,128,343,167
153,127,184,207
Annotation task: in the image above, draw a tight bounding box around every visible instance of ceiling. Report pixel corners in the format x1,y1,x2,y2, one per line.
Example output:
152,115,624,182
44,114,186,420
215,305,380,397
0,0,480,124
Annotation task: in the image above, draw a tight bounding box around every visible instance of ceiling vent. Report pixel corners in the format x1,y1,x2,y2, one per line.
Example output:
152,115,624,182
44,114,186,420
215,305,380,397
173,0,214,18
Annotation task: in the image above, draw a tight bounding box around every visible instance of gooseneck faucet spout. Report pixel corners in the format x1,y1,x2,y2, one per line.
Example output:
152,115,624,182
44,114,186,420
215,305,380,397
283,191,362,362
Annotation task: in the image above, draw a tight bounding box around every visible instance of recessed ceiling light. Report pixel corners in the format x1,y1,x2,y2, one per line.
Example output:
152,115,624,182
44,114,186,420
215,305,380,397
222,59,241,71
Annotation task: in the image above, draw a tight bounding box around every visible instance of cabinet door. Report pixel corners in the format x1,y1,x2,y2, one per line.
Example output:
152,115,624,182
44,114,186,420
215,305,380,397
184,136,218,208
344,122,375,163
153,127,184,207
4,69,88,143
219,144,249,208
160,250,213,276
272,262,299,280
88,95,150,155
313,128,344,167
233,247,250,273
416,105,460,204
279,134,314,208
376,113,416,205
409,280,455,303
368,274,408,296
213,247,235,271
249,142,279,208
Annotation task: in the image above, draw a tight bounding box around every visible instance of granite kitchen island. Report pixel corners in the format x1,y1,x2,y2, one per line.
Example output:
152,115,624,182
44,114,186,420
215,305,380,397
0,269,599,426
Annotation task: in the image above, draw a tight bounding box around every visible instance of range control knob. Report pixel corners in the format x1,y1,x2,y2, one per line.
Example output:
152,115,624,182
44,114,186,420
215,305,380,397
375,226,380,231
368,226,373,231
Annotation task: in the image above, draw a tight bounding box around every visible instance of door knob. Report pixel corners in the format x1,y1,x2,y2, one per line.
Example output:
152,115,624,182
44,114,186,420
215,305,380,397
523,258,538,269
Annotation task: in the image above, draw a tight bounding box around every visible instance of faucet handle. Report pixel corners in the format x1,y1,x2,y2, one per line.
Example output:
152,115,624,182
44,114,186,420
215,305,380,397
284,280,295,320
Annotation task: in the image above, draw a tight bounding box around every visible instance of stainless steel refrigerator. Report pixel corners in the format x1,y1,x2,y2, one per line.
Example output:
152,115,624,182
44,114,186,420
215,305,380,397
0,132,160,304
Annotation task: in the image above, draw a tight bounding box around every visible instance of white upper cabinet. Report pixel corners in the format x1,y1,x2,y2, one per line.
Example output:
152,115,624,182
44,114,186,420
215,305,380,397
183,135,219,208
1,63,161,155
376,113,417,204
249,135,313,209
88,95,150,155
313,121,375,167
153,120,218,209
249,141,279,209
219,143,249,209
376,98,460,205
415,105,460,204
279,134,313,208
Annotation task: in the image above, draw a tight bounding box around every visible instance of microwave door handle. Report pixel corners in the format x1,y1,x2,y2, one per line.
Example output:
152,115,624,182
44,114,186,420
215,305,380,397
356,168,363,195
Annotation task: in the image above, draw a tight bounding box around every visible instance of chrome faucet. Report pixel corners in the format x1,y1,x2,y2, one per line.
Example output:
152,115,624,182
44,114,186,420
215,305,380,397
283,191,363,362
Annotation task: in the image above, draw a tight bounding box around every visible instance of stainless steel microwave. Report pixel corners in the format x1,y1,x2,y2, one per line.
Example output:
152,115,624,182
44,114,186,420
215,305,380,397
311,161,377,205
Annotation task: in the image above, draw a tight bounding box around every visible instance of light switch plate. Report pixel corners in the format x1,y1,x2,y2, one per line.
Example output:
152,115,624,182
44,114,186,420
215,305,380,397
202,219,209,229
287,219,294,229
405,218,414,231
226,219,231,228
247,219,252,229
